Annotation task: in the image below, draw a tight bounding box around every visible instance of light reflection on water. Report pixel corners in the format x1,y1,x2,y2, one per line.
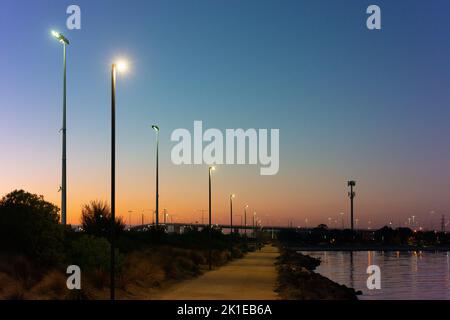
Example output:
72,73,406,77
300,251,450,300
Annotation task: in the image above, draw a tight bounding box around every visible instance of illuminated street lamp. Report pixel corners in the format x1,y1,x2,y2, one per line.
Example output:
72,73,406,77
152,125,160,226
230,194,235,233
110,59,128,301
51,30,69,225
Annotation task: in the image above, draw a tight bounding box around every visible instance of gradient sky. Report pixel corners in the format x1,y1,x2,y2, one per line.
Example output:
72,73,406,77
1,0,450,229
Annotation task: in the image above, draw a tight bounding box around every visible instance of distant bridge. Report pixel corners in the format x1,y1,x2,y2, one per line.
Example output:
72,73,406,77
129,222,293,232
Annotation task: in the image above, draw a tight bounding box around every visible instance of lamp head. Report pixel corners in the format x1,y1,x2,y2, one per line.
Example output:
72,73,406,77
347,180,356,186
51,30,69,45
209,166,216,171
113,59,128,73
116,60,128,72
231,194,235,199
152,125,160,132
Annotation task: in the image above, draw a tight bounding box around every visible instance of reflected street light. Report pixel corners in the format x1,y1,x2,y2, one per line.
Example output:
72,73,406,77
51,30,69,225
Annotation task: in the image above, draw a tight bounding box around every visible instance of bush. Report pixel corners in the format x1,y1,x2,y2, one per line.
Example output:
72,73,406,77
189,250,206,265
117,251,165,290
81,201,125,238
69,234,125,289
28,271,67,299
211,250,231,265
0,190,64,265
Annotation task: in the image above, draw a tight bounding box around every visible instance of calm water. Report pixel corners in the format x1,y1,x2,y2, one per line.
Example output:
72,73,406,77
300,251,450,300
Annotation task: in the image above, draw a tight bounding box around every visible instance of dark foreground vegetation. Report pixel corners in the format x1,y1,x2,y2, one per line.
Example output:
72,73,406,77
0,190,255,300
275,248,361,300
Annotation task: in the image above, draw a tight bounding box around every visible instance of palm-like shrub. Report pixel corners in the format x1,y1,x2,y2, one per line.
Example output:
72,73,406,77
81,201,125,238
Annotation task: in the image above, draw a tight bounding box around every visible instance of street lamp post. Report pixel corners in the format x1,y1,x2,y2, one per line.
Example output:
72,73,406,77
208,166,215,270
230,194,235,234
244,205,248,237
253,212,256,238
110,60,127,301
128,210,133,229
51,31,69,225
152,125,160,227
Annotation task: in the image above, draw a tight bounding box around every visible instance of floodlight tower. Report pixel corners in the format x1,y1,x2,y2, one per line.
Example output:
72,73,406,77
348,180,356,231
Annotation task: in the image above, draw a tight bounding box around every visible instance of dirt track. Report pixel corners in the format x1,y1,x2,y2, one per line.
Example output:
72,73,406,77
154,245,280,300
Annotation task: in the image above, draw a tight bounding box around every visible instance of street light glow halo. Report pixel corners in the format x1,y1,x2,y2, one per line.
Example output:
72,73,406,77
114,59,129,73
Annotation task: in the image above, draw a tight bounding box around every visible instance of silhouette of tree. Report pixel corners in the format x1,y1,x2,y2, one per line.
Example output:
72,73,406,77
0,189,64,264
81,200,125,238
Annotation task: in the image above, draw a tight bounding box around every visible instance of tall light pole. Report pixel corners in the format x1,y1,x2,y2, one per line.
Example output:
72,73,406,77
51,30,69,225
244,205,248,236
230,194,235,234
208,166,215,270
253,211,257,238
152,125,160,227
128,210,133,229
110,59,127,301
348,180,356,231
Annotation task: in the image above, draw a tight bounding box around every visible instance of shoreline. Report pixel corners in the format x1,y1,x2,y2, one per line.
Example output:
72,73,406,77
275,247,360,300
287,245,450,252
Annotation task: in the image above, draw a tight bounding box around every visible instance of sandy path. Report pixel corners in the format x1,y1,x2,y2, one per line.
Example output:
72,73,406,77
154,245,280,300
